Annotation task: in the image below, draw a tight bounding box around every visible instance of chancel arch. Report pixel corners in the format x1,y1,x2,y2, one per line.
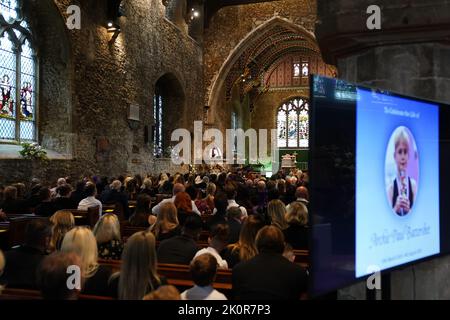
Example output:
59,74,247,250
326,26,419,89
207,16,335,166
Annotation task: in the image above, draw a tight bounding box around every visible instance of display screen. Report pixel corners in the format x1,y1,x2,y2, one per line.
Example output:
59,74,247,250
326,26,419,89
355,88,439,277
309,75,450,297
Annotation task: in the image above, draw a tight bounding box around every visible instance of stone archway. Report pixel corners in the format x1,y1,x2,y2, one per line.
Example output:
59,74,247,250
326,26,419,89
206,16,319,112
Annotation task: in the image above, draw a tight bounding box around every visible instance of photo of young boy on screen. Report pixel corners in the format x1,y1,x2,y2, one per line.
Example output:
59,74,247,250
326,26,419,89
387,127,418,216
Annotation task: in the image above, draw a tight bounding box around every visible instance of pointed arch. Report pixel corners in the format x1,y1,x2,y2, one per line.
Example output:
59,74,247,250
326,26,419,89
206,16,319,112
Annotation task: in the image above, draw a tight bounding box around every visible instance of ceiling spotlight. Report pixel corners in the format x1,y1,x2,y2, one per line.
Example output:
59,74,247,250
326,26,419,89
107,21,121,33
189,7,200,20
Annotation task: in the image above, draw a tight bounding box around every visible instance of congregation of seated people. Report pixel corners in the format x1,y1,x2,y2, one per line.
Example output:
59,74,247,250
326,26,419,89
0,169,310,300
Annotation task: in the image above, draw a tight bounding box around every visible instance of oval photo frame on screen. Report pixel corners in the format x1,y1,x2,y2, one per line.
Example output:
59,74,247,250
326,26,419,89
385,126,419,217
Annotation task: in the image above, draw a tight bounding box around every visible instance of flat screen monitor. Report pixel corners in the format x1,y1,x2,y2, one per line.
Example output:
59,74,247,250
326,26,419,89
309,75,450,297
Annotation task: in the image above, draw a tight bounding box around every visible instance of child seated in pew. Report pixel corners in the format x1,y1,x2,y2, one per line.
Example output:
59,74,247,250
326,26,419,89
180,253,227,300
192,224,229,269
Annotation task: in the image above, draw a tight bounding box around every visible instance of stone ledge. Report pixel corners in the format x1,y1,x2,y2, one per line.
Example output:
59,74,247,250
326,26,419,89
0,144,73,160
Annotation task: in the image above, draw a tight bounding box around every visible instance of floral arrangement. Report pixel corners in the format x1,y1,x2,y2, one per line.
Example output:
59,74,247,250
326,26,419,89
19,142,48,161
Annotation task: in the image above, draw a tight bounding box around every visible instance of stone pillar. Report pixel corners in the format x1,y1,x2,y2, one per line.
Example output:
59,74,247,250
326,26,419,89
315,0,450,299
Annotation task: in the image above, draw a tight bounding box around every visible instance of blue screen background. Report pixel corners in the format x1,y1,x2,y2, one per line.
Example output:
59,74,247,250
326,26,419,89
356,88,440,277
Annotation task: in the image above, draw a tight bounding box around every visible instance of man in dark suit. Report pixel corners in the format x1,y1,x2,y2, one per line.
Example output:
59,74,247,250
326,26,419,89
0,219,52,289
232,225,308,300
157,214,202,265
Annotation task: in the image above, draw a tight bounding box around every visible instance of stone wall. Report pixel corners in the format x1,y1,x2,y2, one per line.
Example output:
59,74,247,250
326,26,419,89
0,0,204,186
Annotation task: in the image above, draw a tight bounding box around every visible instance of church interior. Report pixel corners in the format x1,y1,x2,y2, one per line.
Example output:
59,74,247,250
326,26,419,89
1,0,450,302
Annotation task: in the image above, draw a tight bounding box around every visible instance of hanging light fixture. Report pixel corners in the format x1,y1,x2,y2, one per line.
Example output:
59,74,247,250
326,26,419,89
106,0,123,33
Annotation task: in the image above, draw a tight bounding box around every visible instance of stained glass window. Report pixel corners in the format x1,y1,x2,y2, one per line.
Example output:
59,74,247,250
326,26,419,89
302,62,309,77
153,88,163,157
0,0,18,22
277,98,309,148
293,63,300,77
0,0,37,142
231,111,237,154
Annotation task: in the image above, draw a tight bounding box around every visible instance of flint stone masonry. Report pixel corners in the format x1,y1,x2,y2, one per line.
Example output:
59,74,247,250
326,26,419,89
0,0,203,185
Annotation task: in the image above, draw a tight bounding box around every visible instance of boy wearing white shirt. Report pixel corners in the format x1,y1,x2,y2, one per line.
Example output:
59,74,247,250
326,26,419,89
192,224,229,269
181,253,227,300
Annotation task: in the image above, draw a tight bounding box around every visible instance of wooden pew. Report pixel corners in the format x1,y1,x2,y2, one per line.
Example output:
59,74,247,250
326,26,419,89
0,222,10,250
293,249,309,265
154,240,208,249
102,203,125,221
0,288,113,300
199,230,210,242
0,215,48,250
69,206,100,228
128,200,137,209
0,288,42,300
120,222,147,240
98,259,232,295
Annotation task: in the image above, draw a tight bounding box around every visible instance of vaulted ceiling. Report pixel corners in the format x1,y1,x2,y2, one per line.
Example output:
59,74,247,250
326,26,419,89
224,24,320,100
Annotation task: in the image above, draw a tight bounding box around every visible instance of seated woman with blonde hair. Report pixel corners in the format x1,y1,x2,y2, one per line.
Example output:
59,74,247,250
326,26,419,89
49,210,75,251
149,202,181,241
61,226,112,296
268,199,289,230
109,231,167,299
93,214,123,260
284,202,309,250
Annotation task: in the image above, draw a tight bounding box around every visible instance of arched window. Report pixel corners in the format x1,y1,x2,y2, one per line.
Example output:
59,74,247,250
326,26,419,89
0,0,37,142
152,73,185,158
277,98,309,148
153,85,163,157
